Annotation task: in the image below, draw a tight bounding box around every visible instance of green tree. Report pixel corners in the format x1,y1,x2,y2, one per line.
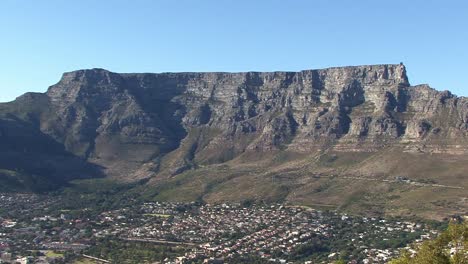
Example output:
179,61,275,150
389,221,467,264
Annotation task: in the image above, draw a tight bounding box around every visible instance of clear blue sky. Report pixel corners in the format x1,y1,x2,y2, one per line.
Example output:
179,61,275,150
1,0,467,102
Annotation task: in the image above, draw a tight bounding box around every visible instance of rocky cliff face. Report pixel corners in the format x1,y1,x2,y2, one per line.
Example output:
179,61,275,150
1,64,467,183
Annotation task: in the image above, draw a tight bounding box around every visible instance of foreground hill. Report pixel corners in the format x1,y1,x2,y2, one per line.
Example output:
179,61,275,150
0,64,466,219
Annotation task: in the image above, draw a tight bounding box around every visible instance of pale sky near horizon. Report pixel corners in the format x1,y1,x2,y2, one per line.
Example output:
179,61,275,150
0,0,467,102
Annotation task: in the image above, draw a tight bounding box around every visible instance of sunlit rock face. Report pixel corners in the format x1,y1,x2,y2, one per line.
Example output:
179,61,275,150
1,64,467,180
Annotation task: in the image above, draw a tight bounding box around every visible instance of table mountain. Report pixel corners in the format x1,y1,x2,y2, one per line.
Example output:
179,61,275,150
1,64,466,218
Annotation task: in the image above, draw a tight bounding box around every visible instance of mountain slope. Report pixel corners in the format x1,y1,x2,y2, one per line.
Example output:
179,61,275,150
0,64,466,218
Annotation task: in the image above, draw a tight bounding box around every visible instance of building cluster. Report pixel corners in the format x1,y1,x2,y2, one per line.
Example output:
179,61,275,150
121,203,432,263
0,193,437,264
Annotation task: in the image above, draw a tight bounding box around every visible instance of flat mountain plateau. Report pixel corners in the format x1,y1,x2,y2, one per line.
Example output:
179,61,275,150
1,64,467,220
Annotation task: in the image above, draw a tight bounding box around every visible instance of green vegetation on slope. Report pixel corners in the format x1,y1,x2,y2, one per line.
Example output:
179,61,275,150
390,221,467,264
142,148,468,220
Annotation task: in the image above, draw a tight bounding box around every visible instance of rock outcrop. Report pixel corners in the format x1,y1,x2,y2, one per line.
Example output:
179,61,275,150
1,64,467,183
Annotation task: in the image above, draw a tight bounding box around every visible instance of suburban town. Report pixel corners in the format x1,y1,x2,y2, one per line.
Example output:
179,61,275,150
0,192,446,264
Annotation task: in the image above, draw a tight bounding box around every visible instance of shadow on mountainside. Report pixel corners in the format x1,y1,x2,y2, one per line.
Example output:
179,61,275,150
0,116,105,192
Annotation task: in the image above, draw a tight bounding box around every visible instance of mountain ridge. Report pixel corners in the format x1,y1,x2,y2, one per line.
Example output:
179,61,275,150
1,63,467,219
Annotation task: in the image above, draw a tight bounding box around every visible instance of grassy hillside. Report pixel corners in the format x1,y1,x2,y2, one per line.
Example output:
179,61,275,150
145,148,468,220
